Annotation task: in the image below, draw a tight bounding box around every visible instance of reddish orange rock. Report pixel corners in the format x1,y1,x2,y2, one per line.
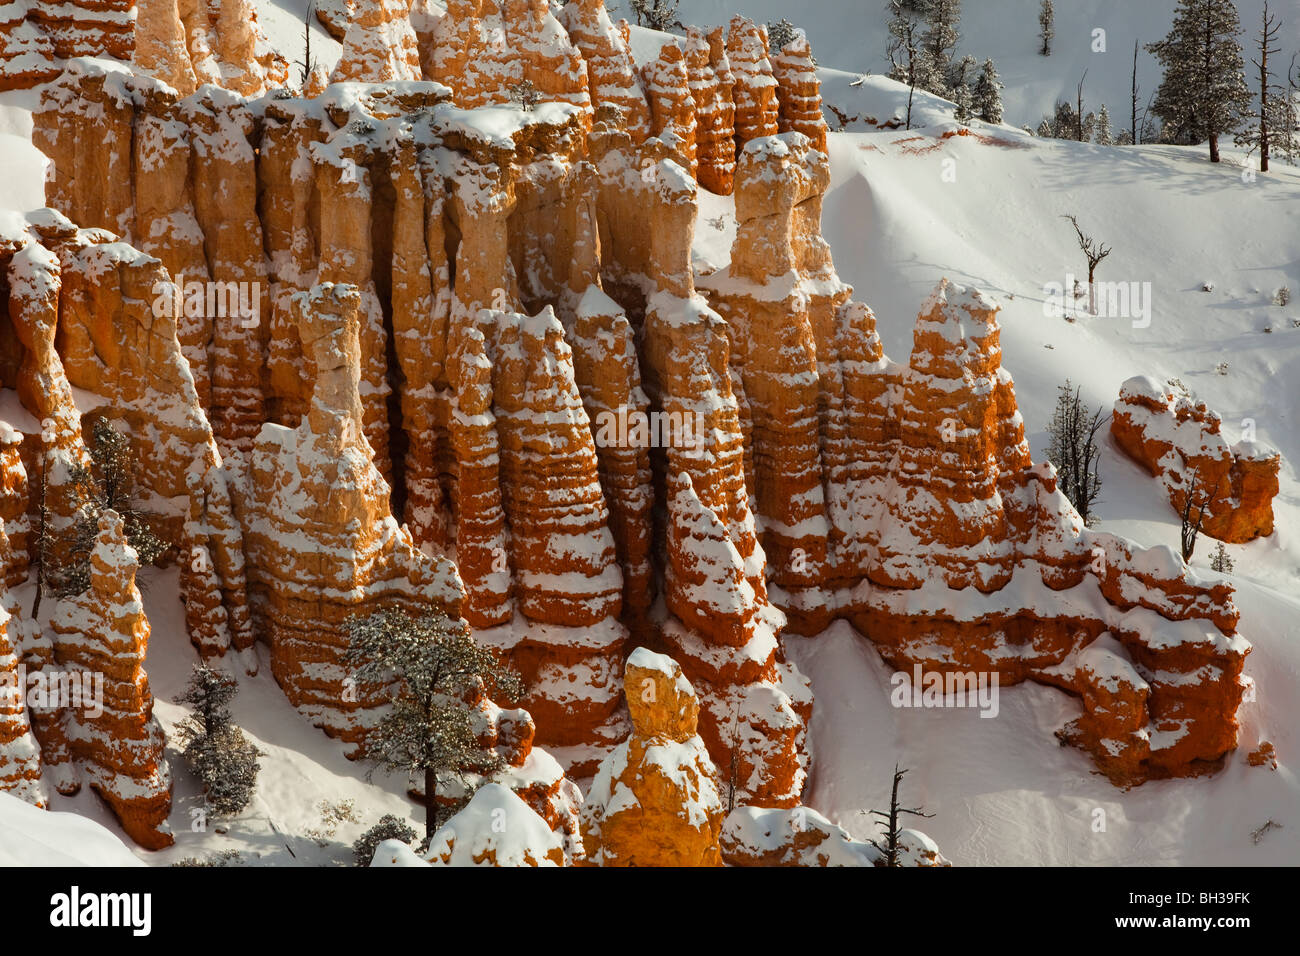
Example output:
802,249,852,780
1111,376,1281,544
641,40,698,176
0,1,57,92
331,0,423,83
49,512,174,849
726,16,779,150
558,0,651,142
235,282,464,752
771,32,828,153
581,649,724,867
685,26,736,194
0,538,45,807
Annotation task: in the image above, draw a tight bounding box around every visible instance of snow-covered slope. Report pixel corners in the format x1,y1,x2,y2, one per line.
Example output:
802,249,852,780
0,791,143,866
662,0,1300,131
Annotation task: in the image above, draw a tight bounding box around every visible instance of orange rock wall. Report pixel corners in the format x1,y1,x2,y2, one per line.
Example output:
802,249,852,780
1111,376,1281,544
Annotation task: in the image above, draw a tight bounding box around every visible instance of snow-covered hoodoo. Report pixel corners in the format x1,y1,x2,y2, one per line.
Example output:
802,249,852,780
0,0,1261,855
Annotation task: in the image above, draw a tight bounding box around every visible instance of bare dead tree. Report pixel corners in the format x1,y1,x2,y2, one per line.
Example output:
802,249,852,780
1062,214,1112,315
1131,39,1140,144
1076,69,1088,142
868,764,934,867
1250,1,1281,171
1179,478,1222,562
886,0,923,131
1046,380,1107,526
295,0,317,90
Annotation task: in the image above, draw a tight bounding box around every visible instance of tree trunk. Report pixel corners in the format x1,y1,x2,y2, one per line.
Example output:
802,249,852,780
1131,40,1139,144
1209,133,1220,163
425,766,438,842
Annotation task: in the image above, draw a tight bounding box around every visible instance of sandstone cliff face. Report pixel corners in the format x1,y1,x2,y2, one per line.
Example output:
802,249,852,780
685,26,735,195
726,17,780,150
29,0,135,61
235,282,464,750
422,0,588,110
557,0,650,143
0,0,58,92
1111,375,1281,544
49,511,174,849
640,40,697,177
771,32,828,153
581,648,724,866
331,0,422,84
0,534,45,807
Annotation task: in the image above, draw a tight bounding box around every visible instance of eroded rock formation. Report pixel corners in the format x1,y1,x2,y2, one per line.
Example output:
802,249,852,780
14,23,1255,802
1111,375,1281,544
581,648,724,866
425,782,566,866
48,511,173,849
234,282,463,750
331,0,422,84
431,684,583,861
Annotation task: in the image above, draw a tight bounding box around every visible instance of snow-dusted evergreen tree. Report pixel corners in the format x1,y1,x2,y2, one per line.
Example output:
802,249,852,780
1146,0,1252,162
353,814,418,866
974,58,1003,123
629,0,678,31
1210,541,1235,573
176,665,261,817
951,54,976,124
767,18,801,55
1039,0,1054,56
56,417,169,598
1046,379,1106,526
344,606,524,842
921,0,961,93
1047,99,1080,139
1037,118,1054,137
1095,103,1113,144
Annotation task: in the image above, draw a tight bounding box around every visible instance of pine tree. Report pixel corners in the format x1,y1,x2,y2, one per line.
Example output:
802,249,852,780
1049,99,1080,139
951,54,976,124
921,0,961,93
176,665,261,817
974,58,1003,123
344,606,524,843
1095,103,1113,144
1037,118,1054,138
353,814,418,866
1039,0,1054,56
1046,379,1106,526
629,0,679,31
1209,541,1234,573
57,417,169,598
1146,0,1252,163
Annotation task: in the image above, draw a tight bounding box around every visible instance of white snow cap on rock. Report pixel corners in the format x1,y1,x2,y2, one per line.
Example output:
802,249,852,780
423,783,564,867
